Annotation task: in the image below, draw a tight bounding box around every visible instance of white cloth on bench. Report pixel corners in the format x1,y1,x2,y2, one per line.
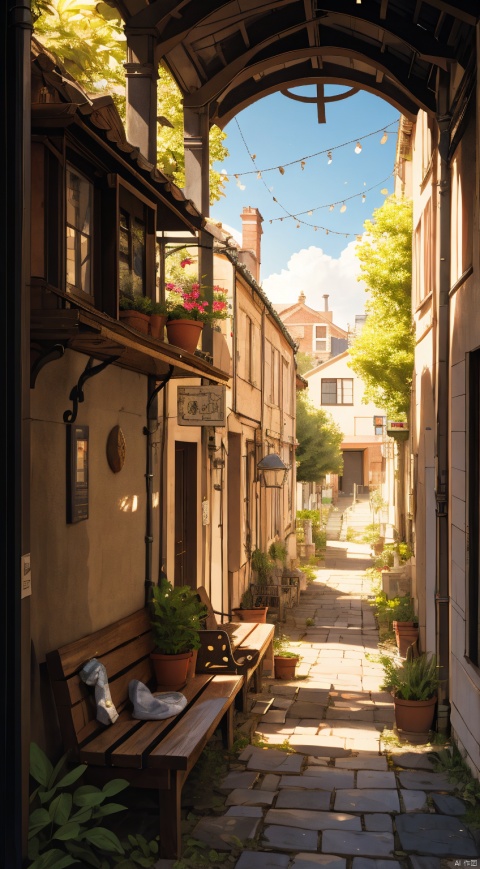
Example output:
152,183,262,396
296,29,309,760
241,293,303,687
79,658,119,725
129,679,187,720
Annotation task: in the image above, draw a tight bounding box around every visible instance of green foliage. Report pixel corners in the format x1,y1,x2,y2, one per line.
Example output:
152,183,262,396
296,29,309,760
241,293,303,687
33,0,228,204
251,548,274,585
150,578,207,654
273,634,300,659
361,523,383,545
374,592,416,628
296,352,316,375
346,527,360,542
349,196,414,418
431,745,480,812
269,541,287,564
296,509,327,556
379,652,442,700
296,393,343,482
28,743,158,868
119,295,153,314
369,489,387,516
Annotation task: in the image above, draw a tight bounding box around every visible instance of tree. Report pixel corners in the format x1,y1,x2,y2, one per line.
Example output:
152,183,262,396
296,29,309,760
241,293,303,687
296,392,343,482
33,0,228,204
296,351,316,375
348,196,414,419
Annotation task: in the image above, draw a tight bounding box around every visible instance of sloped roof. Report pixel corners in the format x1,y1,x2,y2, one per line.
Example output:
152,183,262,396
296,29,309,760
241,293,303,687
30,37,205,233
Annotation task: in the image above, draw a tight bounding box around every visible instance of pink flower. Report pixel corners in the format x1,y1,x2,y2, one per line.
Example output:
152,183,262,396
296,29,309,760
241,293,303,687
180,257,194,268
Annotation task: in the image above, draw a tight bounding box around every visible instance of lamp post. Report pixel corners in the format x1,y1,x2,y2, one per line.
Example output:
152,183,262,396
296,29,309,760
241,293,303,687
257,453,289,488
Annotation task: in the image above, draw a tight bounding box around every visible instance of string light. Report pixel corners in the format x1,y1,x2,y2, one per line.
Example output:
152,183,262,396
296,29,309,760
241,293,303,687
278,166,285,175
362,193,366,202
301,160,306,170
340,203,347,213
354,142,362,154
268,173,392,223
381,188,389,194
329,204,335,211
228,119,397,177
380,131,388,144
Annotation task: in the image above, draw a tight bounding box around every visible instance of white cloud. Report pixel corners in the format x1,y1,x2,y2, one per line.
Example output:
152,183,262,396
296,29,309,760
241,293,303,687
261,241,366,331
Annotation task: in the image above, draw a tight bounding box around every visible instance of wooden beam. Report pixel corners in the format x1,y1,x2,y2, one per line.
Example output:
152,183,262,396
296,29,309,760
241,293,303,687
379,0,388,20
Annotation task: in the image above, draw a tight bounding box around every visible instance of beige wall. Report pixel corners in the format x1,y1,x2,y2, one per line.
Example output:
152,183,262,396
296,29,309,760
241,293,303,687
30,351,154,661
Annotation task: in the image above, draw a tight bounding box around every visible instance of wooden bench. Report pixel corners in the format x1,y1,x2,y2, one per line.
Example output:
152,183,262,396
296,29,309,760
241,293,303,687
196,586,274,711
46,608,243,859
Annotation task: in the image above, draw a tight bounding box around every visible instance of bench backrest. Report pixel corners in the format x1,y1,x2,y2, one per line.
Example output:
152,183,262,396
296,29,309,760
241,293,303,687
46,609,155,756
196,586,220,630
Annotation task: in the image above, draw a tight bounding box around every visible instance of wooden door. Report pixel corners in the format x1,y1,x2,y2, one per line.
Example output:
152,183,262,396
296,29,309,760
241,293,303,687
174,441,197,589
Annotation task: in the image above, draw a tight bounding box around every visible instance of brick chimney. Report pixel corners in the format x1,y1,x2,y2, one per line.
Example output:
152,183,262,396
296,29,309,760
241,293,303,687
238,207,263,283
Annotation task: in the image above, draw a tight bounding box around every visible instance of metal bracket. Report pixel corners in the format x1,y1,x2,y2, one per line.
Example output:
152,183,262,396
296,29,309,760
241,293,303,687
30,343,65,388
63,356,120,424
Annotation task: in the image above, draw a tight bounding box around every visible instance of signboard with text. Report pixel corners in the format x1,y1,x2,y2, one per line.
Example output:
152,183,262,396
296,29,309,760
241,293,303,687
177,385,226,426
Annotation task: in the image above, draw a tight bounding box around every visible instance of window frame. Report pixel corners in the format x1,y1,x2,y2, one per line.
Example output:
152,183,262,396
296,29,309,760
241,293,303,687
321,378,353,406
65,162,94,300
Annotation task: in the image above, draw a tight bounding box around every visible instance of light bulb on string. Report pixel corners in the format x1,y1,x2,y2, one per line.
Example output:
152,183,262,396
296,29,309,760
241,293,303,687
257,171,262,179
327,151,332,164
236,179,245,190
340,203,347,213
329,204,335,212
380,131,388,144
362,193,366,203
301,161,306,170
354,142,362,154
308,210,313,216
380,188,389,195
278,166,285,175
296,223,300,228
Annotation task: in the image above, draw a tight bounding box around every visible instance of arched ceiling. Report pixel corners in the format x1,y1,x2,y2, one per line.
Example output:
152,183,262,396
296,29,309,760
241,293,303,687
113,0,478,126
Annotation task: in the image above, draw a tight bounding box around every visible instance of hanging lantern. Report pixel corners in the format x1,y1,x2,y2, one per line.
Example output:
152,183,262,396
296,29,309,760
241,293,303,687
257,454,289,488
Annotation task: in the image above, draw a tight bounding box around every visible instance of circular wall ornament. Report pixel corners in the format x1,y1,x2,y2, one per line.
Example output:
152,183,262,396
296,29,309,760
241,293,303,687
106,425,126,473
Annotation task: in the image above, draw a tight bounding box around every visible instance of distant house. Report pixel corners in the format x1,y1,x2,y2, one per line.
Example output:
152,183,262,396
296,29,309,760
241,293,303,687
273,293,348,365
304,350,385,495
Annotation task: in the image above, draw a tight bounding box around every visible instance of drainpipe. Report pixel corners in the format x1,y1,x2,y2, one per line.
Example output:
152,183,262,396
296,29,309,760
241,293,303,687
144,369,173,606
435,72,451,704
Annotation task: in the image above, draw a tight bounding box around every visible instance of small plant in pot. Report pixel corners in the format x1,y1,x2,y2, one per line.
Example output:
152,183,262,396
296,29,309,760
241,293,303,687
119,292,153,335
150,577,207,690
391,596,418,656
231,586,268,623
273,634,300,680
150,299,168,339
379,652,443,734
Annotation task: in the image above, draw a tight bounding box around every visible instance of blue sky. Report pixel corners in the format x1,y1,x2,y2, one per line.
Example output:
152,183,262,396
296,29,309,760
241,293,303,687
211,87,399,329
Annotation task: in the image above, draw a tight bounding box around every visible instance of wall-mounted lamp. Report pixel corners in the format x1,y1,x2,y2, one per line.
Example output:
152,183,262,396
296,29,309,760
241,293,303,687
257,453,289,488
212,457,225,490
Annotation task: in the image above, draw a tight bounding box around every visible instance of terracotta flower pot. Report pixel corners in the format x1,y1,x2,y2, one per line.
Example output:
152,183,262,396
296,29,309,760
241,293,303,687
231,607,268,624
274,655,299,680
166,319,203,353
150,650,193,691
393,621,419,657
394,694,437,733
119,310,150,335
150,313,167,340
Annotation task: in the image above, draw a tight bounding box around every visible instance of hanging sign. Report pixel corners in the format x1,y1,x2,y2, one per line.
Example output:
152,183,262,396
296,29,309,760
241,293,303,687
177,385,226,426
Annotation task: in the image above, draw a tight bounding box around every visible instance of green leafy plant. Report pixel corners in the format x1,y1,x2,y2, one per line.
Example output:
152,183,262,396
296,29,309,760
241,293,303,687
430,745,480,814
150,577,207,654
150,300,168,316
373,592,416,628
28,742,159,868
273,634,301,659
362,523,384,545
379,652,442,700
250,548,273,586
119,294,153,314
240,587,254,609
269,541,287,564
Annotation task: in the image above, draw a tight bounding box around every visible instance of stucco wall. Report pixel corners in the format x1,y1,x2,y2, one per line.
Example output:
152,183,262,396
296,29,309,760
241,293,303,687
30,350,153,661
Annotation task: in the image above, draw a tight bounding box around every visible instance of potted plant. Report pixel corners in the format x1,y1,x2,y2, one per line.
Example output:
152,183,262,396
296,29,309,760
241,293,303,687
165,257,229,353
119,292,152,335
391,596,418,656
273,634,300,680
231,586,269,623
150,300,168,339
379,652,442,733
150,577,207,690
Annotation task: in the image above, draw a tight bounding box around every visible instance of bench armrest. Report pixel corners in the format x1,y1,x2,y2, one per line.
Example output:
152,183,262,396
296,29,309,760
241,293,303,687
196,630,259,675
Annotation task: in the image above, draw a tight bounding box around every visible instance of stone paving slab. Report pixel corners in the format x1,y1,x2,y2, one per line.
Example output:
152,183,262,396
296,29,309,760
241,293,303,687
430,793,467,815
303,768,355,788
395,813,478,856
400,789,428,811
288,736,352,756
234,852,291,868
287,702,328,719
363,814,393,832
291,856,347,868
391,751,436,770
225,788,276,807
321,830,394,857
262,824,318,851
246,748,304,773
408,857,441,869
275,789,331,811
190,814,261,849
397,770,456,791
263,710,287,724
264,808,362,831
260,774,281,791
335,756,388,770
271,696,294,710
334,788,400,813
352,860,402,869
226,805,264,817
356,770,396,789
219,770,259,791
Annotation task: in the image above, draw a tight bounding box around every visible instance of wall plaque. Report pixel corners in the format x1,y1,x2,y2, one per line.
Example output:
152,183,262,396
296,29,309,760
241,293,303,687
177,385,226,426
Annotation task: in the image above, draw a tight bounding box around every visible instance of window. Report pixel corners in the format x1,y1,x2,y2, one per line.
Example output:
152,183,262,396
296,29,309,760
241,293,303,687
315,325,327,353
66,164,93,295
119,188,147,298
271,347,280,404
467,349,480,667
321,378,353,405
